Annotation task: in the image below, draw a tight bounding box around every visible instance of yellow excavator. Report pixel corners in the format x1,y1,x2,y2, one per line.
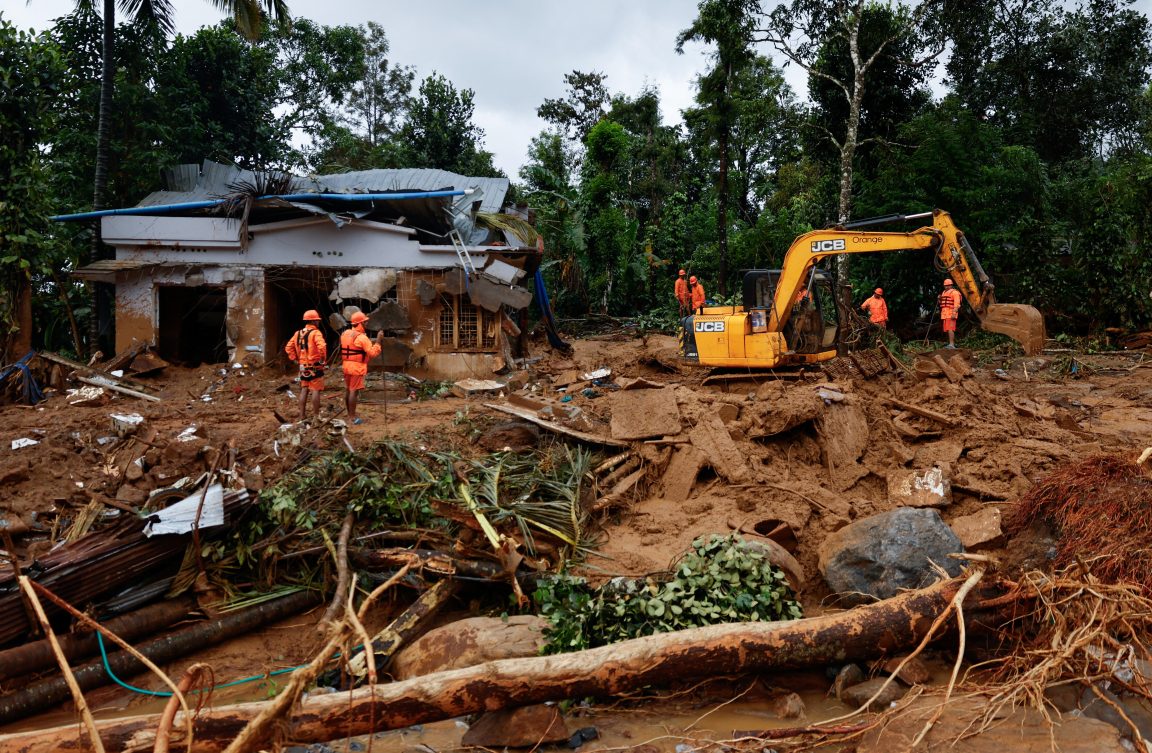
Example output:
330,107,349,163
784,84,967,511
680,209,1046,368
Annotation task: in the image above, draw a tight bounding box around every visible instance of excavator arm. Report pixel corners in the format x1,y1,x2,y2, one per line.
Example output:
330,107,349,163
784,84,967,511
769,209,1045,354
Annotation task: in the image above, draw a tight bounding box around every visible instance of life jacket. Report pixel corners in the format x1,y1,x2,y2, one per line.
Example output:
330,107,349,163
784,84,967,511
295,327,324,364
938,288,961,318
340,328,368,363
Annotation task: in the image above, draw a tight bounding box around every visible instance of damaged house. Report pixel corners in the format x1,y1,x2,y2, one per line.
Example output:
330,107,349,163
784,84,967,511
68,161,540,380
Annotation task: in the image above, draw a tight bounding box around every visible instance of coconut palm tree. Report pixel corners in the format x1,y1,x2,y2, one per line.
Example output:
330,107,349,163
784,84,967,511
81,0,290,352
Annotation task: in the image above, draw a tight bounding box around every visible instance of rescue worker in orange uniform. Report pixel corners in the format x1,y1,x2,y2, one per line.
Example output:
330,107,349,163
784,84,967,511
938,279,962,349
674,269,691,317
689,276,706,314
284,309,327,422
860,287,888,329
340,311,383,425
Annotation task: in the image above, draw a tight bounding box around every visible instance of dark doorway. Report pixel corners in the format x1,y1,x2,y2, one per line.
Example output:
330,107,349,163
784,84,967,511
265,268,345,373
157,286,228,365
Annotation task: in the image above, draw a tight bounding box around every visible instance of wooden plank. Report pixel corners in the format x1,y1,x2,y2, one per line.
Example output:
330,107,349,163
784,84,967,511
883,397,956,427
37,351,159,393
78,377,162,402
483,403,628,447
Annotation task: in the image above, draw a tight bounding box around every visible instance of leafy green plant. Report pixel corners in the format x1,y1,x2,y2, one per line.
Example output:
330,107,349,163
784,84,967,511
533,534,802,653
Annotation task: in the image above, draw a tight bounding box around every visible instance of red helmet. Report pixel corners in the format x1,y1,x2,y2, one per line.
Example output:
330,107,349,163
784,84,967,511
943,279,954,286
874,288,883,295
678,269,686,276
350,312,369,325
303,309,321,321
689,276,698,284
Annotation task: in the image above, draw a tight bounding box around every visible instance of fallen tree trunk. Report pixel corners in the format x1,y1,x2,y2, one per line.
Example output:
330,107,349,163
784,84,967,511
0,590,320,727
0,577,1011,753
0,596,195,683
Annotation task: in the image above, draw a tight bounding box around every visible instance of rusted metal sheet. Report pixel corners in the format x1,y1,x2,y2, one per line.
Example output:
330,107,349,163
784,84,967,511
0,490,251,648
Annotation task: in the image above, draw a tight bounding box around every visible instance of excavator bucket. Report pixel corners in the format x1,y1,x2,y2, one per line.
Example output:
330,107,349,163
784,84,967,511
981,303,1046,356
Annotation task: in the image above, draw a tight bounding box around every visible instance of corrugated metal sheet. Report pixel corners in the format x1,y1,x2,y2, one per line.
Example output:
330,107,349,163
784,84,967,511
138,161,510,242
146,161,508,212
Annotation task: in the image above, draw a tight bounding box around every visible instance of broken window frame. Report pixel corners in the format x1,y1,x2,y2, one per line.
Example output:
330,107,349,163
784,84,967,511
436,294,498,352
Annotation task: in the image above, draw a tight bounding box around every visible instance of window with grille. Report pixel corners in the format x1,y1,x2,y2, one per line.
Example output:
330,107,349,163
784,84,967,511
437,295,497,351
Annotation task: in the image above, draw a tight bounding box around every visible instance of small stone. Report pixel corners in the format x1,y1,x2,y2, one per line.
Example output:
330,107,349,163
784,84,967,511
717,403,740,424
949,506,1004,550
461,705,569,748
841,678,907,712
887,464,953,508
879,655,932,685
832,664,865,700
115,485,148,505
770,691,806,719
567,726,599,748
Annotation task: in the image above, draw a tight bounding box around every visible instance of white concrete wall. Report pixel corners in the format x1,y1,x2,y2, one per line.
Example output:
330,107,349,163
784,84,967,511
108,216,494,270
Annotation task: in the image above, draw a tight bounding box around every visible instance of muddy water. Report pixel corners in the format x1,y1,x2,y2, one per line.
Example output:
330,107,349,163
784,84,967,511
318,690,854,753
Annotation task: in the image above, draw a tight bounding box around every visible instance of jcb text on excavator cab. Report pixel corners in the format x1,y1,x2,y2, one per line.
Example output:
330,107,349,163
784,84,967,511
679,209,1045,369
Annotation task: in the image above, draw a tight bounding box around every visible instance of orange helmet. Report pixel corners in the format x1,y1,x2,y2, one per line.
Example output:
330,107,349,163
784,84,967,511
875,288,883,295
943,279,954,286
350,311,369,325
303,309,321,321
678,268,686,276
689,276,698,284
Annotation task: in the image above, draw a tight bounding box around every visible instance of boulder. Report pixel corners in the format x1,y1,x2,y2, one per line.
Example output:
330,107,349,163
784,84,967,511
461,704,569,748
818,508,965,602
390,615,548,680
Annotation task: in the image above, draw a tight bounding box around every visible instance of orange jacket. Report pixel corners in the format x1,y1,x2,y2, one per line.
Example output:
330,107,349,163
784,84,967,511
861,295,888,324
691,282,706,309
340,326,381,376
285,325,326,366
674,277,690,305
938,288,962,320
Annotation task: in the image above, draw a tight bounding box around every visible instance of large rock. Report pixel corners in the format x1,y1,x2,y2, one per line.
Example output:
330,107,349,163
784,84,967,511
818,508,965,602
390,615,548,680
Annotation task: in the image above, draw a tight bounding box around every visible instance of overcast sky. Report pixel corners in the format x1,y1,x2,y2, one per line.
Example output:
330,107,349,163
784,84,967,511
4,0,735,178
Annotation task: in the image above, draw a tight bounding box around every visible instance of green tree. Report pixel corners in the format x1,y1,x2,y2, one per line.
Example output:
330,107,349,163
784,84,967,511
0,19,67,359
677,0,761,295
158,25,285,166
520,129,586,314
397,73,500,176
943,0,1152,163
580,120,637,313
538,70,610,143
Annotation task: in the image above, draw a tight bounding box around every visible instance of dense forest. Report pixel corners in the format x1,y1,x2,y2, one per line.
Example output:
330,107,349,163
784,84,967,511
1,0,1150,359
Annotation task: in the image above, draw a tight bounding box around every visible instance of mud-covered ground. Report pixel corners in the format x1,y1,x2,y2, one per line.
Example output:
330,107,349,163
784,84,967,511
1,333,1150,739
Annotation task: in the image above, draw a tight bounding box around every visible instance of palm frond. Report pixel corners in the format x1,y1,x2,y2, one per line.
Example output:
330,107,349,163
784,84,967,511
475,212,539,246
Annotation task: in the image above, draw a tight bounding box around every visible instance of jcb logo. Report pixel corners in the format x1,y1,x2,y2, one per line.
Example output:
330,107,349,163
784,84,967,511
694,321,726,332
811,239,846,253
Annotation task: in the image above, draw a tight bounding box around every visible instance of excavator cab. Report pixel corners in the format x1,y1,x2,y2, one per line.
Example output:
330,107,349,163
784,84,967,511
742,269,840,355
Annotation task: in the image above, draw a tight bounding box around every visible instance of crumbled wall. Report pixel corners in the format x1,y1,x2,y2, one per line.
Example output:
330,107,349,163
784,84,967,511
114,266,266,363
